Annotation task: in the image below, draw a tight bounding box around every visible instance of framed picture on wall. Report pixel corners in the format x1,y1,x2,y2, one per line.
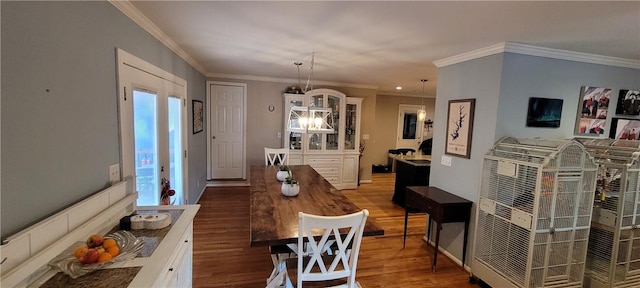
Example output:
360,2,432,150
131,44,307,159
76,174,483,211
615,89,640,116
574,86,611,135
526,97,563,128
445,98,475,159
193,100,203,134
609,117,640,140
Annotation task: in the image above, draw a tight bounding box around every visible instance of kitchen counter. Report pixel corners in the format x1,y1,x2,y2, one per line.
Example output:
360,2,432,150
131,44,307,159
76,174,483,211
29,205,198,288
393,154,432,166
388,154,431,171
392,156,431,208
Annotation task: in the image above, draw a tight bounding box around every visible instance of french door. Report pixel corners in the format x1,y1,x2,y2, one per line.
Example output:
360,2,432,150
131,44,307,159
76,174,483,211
117,49,188,206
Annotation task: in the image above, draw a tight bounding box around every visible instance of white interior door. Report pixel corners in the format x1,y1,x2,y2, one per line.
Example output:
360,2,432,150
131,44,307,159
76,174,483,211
117,49,188,205
396,104,424,151
207,82,246,180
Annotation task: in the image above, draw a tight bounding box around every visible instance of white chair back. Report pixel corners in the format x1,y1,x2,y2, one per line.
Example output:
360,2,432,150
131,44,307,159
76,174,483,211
265,147,289,166
296,210,368,288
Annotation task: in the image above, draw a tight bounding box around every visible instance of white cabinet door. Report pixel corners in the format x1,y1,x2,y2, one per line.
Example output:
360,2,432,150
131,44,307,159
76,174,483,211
342,154,359,189
154,223,193,287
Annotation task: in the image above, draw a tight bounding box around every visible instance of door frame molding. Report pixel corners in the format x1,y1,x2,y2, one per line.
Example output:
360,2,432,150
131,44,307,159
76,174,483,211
206,81,247,180
396,104,424,150
116,48,189,204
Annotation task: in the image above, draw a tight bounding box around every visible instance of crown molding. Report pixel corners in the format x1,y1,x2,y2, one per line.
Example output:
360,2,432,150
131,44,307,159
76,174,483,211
206,73,379,90
434,42,640,69
109,0,207,75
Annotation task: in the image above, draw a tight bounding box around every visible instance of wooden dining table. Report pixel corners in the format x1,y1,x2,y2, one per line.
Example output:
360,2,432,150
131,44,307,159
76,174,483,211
250,164,384,247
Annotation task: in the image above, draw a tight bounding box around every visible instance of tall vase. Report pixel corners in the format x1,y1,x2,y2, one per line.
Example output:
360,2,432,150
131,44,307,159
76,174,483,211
161,196,170,205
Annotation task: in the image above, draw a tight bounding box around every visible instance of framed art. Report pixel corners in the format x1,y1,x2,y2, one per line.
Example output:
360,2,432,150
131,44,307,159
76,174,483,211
526,97,563,128
445,98,475,158
192,100,203,134
609,117,640,140
615,89,640,116
575,86,611,136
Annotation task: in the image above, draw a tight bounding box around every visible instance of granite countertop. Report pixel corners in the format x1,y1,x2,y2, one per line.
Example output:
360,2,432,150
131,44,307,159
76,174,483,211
36,208,184,288
393,154,432,166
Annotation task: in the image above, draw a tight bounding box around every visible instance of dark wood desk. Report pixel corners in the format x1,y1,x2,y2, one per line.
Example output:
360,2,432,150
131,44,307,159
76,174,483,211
403,186,472,272
250,165,384,247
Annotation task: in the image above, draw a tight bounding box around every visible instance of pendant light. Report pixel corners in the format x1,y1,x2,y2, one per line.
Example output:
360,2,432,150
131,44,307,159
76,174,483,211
417,79,428,121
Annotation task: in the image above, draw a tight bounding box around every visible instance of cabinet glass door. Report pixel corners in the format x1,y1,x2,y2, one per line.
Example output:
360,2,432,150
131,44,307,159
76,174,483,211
308,95,324,150
345,103,357,150
326,95,340,150
288,99,303,150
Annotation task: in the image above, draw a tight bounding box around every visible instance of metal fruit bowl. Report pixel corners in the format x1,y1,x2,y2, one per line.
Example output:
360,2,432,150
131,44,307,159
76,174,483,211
48,230,144,279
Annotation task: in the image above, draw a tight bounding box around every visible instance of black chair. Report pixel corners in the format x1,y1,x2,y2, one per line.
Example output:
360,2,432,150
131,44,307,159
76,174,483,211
419,138,433,155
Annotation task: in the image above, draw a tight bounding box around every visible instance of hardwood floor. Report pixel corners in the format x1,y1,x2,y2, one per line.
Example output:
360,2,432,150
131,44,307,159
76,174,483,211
193,173,480,288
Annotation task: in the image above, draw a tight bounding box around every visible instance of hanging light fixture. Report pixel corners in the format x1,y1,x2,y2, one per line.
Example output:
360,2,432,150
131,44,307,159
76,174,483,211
286,52,334,134
417,79,428,121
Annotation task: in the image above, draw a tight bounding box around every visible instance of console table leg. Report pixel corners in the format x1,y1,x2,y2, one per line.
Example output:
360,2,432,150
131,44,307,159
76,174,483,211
432,223,441,273
403,207,409,248
462,220,469,267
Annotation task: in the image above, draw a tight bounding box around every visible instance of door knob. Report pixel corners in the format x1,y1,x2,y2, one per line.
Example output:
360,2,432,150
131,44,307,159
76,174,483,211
212,136,216,139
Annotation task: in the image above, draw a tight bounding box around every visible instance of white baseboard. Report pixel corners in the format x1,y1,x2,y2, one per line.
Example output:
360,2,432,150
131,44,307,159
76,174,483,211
422,236,471,272
358,179,372,184
206,181,250,187
193,185,207,205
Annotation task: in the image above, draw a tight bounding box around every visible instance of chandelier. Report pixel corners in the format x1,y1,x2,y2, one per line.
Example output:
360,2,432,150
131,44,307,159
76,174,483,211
286,52,334,134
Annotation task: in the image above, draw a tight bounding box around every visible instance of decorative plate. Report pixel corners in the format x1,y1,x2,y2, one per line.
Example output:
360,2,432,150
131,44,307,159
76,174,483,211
48,230,144,279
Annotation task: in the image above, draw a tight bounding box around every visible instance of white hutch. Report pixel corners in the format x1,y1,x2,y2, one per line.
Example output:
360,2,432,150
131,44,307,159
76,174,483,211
283,88,362,189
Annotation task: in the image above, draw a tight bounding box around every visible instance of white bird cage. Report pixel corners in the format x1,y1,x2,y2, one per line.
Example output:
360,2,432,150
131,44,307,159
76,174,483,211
575,138,640,288
472,137,598,288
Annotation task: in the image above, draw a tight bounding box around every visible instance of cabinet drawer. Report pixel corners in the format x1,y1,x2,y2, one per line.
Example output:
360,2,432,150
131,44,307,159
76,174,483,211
307,157,340,165
406,191,438,216
311,166,340,176
323,175,340,184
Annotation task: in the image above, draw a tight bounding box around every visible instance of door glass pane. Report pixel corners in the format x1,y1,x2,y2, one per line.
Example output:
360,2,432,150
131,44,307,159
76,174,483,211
168,96,182,205
310,95,323,107
308,133,321,150
326,96,340,150
288,99,303,150
345,103,356,150
134,90,159,206
403,113,417,139
308,95,324,150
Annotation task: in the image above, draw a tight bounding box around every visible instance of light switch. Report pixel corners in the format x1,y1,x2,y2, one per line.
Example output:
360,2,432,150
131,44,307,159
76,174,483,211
277,132,282,139
441,155,452,167
362,134,370,140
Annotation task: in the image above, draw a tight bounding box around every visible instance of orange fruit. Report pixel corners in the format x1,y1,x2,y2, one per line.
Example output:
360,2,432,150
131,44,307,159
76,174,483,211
97,252,113,263
102,238,117,249
106,245,120,257
74,246,88,259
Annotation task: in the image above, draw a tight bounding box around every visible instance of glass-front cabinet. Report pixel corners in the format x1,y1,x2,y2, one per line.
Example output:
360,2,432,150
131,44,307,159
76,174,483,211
283,89,362,189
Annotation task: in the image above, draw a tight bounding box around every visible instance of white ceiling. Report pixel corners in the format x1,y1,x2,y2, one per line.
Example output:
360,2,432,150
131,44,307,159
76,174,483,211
127,1,640,97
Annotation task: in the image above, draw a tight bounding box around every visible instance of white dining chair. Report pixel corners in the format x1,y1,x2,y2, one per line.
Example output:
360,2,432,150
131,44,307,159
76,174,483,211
265,147,289,166
283,210,369,288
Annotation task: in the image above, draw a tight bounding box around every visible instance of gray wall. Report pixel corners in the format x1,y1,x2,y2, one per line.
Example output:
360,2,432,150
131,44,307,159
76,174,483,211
1,1,206,239
206,77,386,181
430,52,640,267
498,53,640,139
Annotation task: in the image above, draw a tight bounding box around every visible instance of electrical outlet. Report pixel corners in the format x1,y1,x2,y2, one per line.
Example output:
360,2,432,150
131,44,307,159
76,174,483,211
441,155,452,167
109,164,120,183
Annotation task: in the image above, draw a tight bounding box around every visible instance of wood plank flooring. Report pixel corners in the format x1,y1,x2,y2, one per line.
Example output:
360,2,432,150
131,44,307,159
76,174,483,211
193,173,480,288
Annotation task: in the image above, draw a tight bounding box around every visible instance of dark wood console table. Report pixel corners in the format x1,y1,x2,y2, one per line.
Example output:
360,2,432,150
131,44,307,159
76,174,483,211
403,186,472,272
